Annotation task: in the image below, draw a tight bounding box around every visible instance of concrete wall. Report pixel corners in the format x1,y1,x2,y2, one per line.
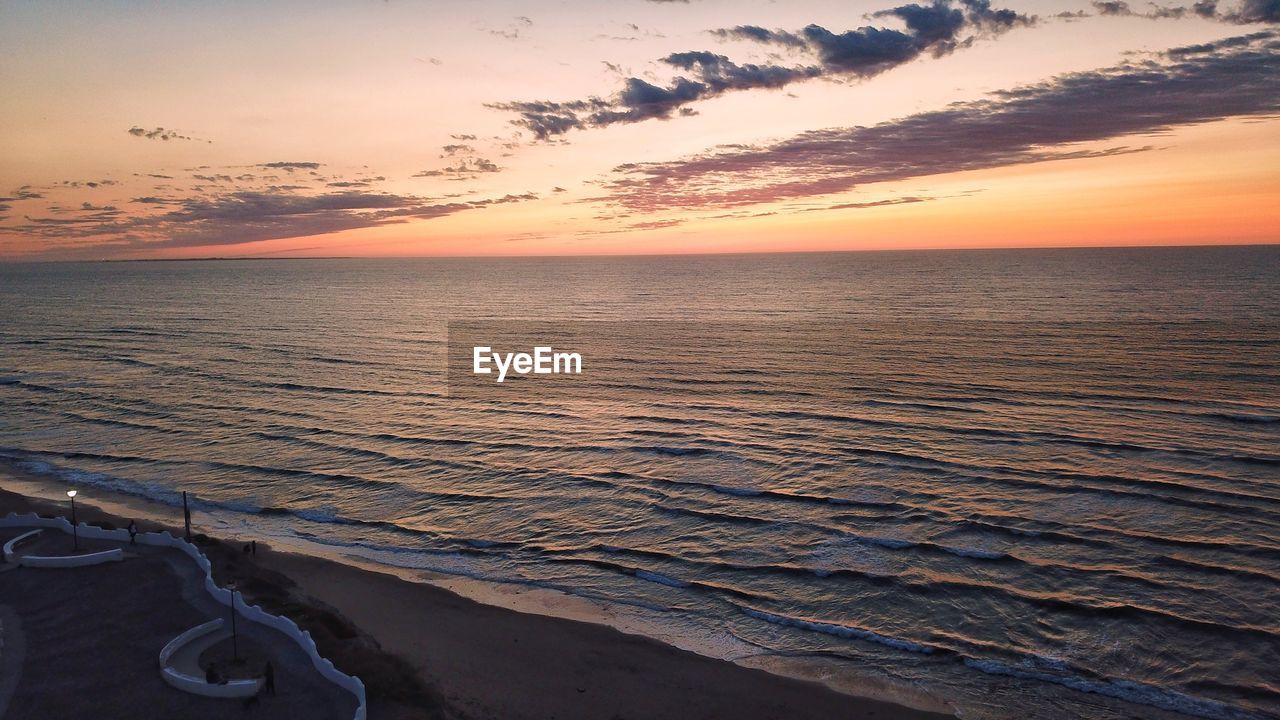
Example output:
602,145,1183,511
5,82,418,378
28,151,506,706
2,528,40,563
20,547,123,568
1,512,367,720
158,618,263,698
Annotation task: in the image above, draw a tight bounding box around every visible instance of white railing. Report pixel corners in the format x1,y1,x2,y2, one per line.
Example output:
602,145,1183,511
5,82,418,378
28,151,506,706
0,512,367,719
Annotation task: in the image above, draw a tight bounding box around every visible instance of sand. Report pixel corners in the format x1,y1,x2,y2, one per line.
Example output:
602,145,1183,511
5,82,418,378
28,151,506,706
0,480,956,720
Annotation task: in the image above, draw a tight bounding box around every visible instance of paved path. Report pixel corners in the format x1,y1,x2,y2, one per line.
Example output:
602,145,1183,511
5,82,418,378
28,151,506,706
0,527,356,720
0,605,26,719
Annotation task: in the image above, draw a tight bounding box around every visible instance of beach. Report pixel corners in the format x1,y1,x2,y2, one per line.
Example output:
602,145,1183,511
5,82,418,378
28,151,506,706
0,474,956,720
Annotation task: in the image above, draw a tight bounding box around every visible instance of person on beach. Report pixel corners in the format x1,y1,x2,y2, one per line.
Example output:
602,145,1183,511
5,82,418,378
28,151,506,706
264,661,276,695
127,520,138,544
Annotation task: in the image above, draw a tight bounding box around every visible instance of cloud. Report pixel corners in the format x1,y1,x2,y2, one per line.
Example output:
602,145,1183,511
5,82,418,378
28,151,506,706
723,0,1034,75
1229,0,1280,21
598,32,1280,211
412,158,502,178
3,187,43,201
8,187,540,256
1089,0,1188,17
127,126,208,142
804,196,935,211
490,15,533,40
489,55,822,138
59,179,118,188
627,219,685,229
1092,0,1134,14
492,0,1032,139
1073,0,1278,21
258,161,323,170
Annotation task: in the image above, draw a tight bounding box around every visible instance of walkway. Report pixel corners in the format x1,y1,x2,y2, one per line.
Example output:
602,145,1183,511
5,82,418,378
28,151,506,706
0,527,356,720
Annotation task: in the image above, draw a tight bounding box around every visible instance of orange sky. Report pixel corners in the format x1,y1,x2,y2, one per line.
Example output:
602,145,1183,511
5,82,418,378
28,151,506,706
0,0,1276,259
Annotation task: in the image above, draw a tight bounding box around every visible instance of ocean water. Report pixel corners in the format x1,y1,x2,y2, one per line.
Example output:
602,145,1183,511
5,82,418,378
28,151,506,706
1,247,1277,720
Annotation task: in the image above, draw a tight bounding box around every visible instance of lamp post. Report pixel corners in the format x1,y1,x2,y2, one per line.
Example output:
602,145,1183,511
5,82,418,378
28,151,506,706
67,489,79,551
227,580,240,663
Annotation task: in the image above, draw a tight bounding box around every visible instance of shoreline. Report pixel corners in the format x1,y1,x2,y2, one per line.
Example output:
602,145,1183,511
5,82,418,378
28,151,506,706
0,468,956,720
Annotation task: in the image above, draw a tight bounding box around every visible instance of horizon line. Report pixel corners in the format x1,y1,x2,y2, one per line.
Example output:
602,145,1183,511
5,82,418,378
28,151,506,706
4,240,1278,265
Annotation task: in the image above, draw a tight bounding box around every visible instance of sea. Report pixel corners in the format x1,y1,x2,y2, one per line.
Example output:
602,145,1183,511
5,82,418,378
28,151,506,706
1,247,1277,720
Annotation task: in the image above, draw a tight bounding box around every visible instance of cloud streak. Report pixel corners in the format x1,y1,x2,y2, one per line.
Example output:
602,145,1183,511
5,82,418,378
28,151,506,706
597,32,1280,211
491,0,1033,139
7,185,540,256
128,126,209,143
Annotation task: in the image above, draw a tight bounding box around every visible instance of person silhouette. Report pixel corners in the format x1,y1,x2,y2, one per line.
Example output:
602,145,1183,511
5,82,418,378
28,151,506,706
264,661,275,695
127,520,138,545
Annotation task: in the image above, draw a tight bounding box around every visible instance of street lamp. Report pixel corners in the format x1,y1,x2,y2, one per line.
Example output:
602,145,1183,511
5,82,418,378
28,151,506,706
227,579,240,663
67,490,79,551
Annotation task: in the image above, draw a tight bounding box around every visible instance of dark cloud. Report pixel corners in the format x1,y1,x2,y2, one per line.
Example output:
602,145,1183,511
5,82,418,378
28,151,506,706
483,98,607,139
127,126,208,143
441,143,475,156
627,219,685,229
494,0,1032,138
598,32,1280,211
59,180,117,189
1077,0,1277,21
1087,0,1186,17
1092,0,1134,14
490,15,533,40
3,188,43,201
412,158,502,178
258,161,323,171
1230,0,1280,21
730,0,1034,74
709,25,807,47
1194,0,1220,16
469,192,539,206
490,55,820,138
450,134,478,140
804,196,935,212
8,187,539,256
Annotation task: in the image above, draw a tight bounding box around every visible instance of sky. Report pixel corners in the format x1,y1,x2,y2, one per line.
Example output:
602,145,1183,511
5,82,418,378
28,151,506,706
0,0,1277,260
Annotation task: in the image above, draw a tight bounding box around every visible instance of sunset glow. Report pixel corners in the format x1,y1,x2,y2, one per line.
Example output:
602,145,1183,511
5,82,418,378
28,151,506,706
1,0,1277,259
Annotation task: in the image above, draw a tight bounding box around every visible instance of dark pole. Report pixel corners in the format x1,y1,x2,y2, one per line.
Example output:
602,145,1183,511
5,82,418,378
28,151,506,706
70,493,79,551
182,491,192,542
229,583,239,662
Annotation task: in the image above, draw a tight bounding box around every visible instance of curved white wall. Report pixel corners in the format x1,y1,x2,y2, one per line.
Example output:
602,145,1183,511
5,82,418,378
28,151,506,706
1,512,367,720
3,528,41,563
20,547,123,567
159,618,263,699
